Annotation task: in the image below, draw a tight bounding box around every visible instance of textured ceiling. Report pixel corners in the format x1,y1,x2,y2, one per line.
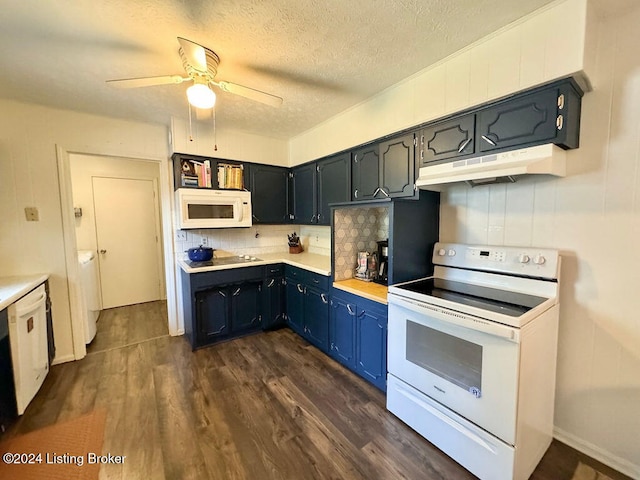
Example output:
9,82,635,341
0,0,568,139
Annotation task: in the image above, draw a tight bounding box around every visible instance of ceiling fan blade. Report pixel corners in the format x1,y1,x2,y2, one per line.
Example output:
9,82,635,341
214,81,283,107
177,37,208,73
106,75,189,88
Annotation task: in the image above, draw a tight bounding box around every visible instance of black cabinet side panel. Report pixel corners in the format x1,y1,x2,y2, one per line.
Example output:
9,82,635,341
389,190,440,284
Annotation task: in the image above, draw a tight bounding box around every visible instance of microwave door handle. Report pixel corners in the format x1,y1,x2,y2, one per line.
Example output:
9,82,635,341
235,199,243,222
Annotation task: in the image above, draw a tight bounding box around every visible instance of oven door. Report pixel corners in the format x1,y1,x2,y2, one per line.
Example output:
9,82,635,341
388,294,520,445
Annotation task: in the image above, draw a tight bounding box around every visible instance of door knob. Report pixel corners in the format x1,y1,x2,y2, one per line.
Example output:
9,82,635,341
99,249,107,254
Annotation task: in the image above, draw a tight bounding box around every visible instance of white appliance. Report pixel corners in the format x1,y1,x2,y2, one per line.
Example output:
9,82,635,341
78,250,100,344
387,243,561,480
175,188,252,229
416,143,566,188
8,284,50,415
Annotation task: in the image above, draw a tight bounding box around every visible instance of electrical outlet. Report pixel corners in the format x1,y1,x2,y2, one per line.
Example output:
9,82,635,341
25,207,39,221
200,237,208,246
175,231,187,242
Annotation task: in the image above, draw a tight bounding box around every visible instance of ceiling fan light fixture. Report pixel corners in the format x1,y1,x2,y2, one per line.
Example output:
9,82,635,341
186,81,216,109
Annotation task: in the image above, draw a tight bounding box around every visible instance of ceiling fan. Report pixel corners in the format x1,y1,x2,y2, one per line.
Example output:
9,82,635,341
106,37,283,109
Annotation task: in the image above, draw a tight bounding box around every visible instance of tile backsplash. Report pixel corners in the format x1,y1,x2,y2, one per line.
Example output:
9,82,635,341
333,207,389,281
175,224,331,258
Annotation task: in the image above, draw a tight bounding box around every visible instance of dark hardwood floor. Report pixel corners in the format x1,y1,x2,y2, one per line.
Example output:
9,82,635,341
3,301,631,480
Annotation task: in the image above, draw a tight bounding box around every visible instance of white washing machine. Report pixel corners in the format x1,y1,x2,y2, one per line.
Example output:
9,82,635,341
78,250,101,344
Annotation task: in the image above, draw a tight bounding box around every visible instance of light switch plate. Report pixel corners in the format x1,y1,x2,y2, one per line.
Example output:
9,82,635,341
25,207,39,221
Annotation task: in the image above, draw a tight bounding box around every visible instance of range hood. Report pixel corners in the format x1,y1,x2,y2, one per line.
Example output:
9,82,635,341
416,144,566,188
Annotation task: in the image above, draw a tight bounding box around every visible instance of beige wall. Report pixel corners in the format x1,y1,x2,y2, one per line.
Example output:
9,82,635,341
0,99,169,363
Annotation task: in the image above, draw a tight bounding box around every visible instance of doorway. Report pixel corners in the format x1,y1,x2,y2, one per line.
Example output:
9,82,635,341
92,176,162,308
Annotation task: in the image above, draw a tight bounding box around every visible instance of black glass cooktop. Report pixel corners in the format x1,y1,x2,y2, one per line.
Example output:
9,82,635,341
397,278,548,317
186,256,262,268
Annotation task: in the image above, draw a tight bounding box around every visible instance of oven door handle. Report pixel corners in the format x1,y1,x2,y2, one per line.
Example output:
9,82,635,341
389,294,520,342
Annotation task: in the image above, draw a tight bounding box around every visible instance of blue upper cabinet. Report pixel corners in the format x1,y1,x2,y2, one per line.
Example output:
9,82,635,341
419,114,476,166
290,162,317,225
249,164,289,224
352,144,381,201
317,153,351,225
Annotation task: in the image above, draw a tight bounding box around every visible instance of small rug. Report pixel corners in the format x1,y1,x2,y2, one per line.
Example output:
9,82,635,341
571,461,615,480
0,409,107,480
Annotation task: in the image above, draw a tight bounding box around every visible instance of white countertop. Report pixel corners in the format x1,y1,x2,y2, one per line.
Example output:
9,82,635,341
0,274,50,311
178,252,331,276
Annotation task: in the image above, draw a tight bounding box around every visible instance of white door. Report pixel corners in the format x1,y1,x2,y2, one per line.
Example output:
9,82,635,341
93,177,161,308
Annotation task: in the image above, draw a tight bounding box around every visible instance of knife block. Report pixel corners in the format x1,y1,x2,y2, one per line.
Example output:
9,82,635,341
289,245,303,254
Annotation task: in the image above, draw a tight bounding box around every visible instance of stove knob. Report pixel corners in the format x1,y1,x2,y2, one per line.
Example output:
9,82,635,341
518,254,530,264
437,248,446,256
447,249,456,256
244,255,251,260
533,254,546,265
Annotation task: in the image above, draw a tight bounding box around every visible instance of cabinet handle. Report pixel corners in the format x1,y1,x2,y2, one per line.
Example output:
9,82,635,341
232,287,241,296
330,342,336,350
373,187,381,197
346,304,355,315
297,284,305,294
481,135,497,146
310,214,317,223
354,189,358,199
420,134,424,146
458,138,472,153
557,94,565,110
218,291,227,297
252,214,260,222
316,213,321,222
379,188,390,198
321,293,328,304
420,150,424,160
556,115,564,131
267,278,275,287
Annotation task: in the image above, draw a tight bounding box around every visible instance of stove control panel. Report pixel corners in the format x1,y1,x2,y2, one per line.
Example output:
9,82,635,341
433,243,560,280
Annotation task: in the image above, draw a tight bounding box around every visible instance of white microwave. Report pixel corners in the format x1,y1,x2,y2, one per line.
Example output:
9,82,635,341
175,188,252,229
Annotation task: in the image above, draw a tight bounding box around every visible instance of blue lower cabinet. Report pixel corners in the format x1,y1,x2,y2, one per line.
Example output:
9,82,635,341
303,286,330,351
285,278,305,336
330,289,388,391
356,305,388,391
230,281,262,333
328,295,356,369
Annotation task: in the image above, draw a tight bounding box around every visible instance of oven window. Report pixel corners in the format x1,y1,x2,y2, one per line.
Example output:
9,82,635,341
187,203,234,219
406,320,482,394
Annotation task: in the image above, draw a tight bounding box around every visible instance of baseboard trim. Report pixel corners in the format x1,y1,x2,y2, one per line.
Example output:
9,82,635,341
553,427,639,479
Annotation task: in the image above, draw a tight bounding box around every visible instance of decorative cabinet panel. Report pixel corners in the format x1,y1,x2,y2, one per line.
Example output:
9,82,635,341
356,305,387,391
230,281,262,333
419,114,476,166
182,266,265,350
328,296,356,370
353,133,417,201
249,164,289,224
476,79,582,154
195,286,230,344
379,133,416,198
317,153,351,225
352,145,380,201
284,266,330,352
477,88,559,153
291,163,317,224
330,289,388,391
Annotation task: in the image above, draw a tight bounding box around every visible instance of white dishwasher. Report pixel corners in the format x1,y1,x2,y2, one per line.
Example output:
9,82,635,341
8,284,49,415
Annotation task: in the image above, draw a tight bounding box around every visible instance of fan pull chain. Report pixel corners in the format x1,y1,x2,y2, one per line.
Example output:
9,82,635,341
188,104,194,142
213,107,217,151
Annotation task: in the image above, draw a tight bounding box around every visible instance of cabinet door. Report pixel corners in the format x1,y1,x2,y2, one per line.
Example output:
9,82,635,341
317,153,351,225
477,88,558,153
249,164,289,224
262,276,285,329
329,296,356,369
304,287,329,352
420,114,475,166
379,133,416,198
285,279,305,336
230,281,262,332
291,163,317,224
352,145,380,201
195,287,230,344
356,306,388,391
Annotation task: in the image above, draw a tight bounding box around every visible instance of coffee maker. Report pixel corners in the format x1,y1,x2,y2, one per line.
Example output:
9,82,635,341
375,240,389,285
